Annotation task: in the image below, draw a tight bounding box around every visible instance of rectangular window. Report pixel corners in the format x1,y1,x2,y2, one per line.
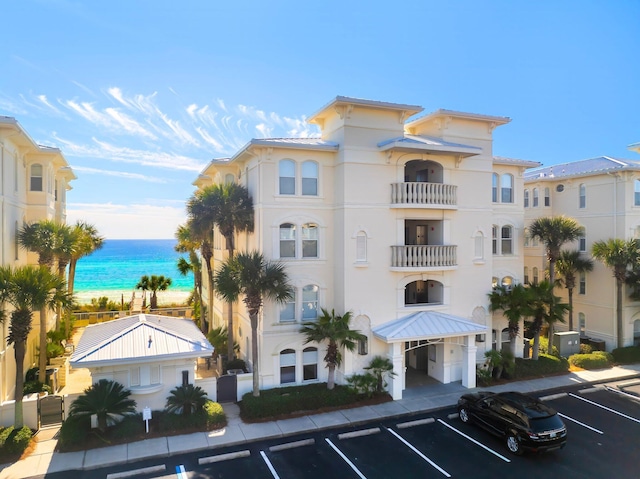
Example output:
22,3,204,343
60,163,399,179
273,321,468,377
579,235,586,253
302,224,318,258
579,273,586,295
130,367,140,387
182,370,189,386
280,224,296,258
302,348,318,380
356,233,367,262
280,177,295,195
280,351,296,384
544,188,550,207
280,291,296,322
358,337,368,355
492,226,498,255
150,366,160,384
501,226,513,255
30,164,43,191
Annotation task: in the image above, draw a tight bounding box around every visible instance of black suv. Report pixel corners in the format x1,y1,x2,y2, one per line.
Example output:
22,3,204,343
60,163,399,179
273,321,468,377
457,391,567,455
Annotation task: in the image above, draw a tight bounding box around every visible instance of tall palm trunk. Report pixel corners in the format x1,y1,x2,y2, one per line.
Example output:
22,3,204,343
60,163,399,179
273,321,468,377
326,341,338,390
14,340,26,428
227,243,235,360
39,306,48,385
616,278,624,348
508,327,518,358
68,258,78,296
567,287,574,331
250,313,259,397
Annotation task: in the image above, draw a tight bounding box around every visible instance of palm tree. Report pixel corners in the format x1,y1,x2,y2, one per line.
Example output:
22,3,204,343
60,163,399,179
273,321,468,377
67,221,104,296
186,193,217,333
204,183,254,360
555,250,594,331
592,239,640,348
175,223,205,329
300,308,366,390
528,215,583,286
69,379,136,432
213,251,293,397
488,283,531,359
18,220,62,382
0,265,72,427
364,356,397,394
526,281,569,359
136,275,172,310
52,223,75,331
165,384,208,416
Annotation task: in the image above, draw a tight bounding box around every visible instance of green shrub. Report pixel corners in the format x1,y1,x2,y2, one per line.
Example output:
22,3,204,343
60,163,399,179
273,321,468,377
25,367,38,382
202,400,226,426
46,342,65,359
58,415,91,449
476,366,493,386
110,413,144,440
530,337,560,357
23,381,52,395
580,343,593,354
240,383,363,420
612,346,640,364
0,426,32,456
225,358,247,373
514,354,569,378
346,373,378,398
158,401,225,432
569,351,614,370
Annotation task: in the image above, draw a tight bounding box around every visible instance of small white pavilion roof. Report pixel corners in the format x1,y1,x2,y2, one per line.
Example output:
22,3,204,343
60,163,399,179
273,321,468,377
71,314,213,368
372,311,487,343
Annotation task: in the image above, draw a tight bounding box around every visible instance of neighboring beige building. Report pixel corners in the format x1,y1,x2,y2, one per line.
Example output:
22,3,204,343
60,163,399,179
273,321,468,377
0,116,75,404
524,156,640,350
195,96,538,399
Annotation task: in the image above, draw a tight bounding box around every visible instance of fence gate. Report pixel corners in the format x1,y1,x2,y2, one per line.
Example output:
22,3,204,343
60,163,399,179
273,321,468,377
216,374,237,403
39,395,64,427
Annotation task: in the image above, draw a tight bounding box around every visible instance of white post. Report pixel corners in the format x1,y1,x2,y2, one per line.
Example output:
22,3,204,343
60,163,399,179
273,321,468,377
461,336,477,388
387,342,404,400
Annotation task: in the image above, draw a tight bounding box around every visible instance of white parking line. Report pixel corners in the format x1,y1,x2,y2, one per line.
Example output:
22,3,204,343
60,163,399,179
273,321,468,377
437,419,511,463
106,465,166,479
175,464,187,479
569,393,640,424
325,438,367,479
558,413,603,434
260,450,281,479
386,427,451,477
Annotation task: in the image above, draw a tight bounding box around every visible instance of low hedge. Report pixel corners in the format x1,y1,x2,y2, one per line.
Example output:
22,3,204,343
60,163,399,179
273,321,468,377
158,400,226,432
612,346,640,364
0,426,33,459
569,351,614,370
513,354,569,378
240,383,364,421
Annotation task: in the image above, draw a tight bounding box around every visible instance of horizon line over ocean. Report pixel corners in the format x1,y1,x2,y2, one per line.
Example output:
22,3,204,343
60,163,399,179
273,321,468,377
73,239,194,302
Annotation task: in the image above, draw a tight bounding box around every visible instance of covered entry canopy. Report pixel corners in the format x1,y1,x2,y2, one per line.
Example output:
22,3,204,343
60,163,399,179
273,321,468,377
372,311,487,343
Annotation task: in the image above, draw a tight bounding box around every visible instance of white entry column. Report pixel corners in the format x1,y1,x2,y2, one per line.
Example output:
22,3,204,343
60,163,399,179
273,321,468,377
461,335,477,388
387,342,404,400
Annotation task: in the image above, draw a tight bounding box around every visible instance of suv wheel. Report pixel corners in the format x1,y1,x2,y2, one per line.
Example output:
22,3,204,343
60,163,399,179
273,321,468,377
459,407,470,423
506,433,523,455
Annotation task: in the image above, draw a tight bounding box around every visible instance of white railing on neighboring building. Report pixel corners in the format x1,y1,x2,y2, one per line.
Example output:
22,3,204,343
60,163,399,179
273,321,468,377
391,245,457,268
391,182,457,206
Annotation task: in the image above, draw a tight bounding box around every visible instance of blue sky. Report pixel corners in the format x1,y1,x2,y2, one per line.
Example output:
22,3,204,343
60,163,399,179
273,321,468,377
1,0,638,239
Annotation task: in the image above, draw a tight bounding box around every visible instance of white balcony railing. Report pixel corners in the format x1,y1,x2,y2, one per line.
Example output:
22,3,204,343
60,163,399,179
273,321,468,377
391,182,457,206
391,245,457,268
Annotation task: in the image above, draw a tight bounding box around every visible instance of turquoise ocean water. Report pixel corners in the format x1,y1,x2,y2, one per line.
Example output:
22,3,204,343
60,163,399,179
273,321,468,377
73,239,194,303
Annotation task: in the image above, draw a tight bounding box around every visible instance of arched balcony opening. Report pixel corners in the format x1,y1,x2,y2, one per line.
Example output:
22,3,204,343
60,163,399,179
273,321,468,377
392,160,456,207
404,280,443,306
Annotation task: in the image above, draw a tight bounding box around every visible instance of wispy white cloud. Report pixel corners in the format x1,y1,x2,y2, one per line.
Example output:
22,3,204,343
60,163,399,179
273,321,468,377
0,96,28,114
52,135,206,172
104,108,156,139
72,165,167,183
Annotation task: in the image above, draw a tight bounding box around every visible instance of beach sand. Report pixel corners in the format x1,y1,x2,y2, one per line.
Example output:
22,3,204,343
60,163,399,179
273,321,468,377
74,290,191,306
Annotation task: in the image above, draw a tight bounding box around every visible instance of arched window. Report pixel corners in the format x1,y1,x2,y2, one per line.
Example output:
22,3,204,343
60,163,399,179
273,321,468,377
578,313,586,336
280,349,296,384
533,267,539,285
501,174,513,203
358,337,368,355
301,161,318,196
532,188,539,207
635,180,640,206
501,226,513,255
30,163,43,191
544,187,550,207
280,290,296,322
524,228,530,247
579,272,586,295
279,223,296,258
302,284,319,320
303,347,318,380
501,328,511,352
302,223,318,258
579,184,586,208
524,267,529,285
356,231,367,262
492,173,498,202
474,231,484,260
492,277,499,289
279,160,295,195
225,174,235,184
501,276,513,289
524,189,529,208
404,280,443,305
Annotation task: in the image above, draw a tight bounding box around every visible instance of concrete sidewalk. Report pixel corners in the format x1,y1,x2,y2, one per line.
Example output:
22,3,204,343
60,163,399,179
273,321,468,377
2,364,640,479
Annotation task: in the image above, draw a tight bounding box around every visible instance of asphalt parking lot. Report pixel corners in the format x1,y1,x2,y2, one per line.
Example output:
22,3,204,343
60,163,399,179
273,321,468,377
46,384,640,479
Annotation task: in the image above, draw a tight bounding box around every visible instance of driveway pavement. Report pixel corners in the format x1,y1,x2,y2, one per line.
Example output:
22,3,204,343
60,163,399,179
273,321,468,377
1,364,639,479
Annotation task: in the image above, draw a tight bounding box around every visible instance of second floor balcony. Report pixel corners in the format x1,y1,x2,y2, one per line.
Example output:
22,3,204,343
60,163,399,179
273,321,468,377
391,182,457,208
391,244,457,271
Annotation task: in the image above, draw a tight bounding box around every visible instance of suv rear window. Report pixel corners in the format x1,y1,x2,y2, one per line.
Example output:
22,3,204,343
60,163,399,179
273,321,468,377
530,415,564,432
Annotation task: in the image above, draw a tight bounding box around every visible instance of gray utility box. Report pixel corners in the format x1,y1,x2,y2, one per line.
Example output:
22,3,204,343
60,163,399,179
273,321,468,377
553,331,580,357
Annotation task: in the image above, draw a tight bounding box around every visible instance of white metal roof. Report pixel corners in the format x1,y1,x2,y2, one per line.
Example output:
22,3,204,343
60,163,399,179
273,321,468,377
372,311,487,343
70,314,213,367
377,134,481,156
